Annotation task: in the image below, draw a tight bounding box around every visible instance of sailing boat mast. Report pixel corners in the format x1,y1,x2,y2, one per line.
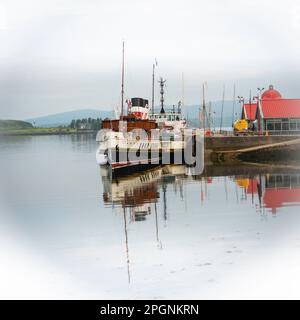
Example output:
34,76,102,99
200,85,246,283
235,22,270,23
208,101,212,131
249,89,252,127
232,84,236,125
220,85,225,133
182,73,185,113
121,41,125,119
202,83,206,131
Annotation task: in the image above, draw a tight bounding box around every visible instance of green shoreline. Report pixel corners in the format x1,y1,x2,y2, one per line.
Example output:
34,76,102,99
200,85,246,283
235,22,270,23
0,128,97,136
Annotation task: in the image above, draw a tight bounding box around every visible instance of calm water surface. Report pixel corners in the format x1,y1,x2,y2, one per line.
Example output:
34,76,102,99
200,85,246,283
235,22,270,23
1,134,300,299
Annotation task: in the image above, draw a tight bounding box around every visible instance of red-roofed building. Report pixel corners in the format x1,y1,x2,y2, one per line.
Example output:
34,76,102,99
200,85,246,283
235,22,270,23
242,103,257,121
241,85,300,133
257,95,300,133
261,86,282,100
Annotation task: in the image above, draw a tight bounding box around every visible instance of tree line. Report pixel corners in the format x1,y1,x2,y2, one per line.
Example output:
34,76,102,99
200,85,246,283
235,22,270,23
69,118,102,130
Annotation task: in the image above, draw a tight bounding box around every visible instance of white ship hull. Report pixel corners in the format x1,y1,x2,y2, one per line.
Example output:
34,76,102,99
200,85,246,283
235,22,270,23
96,130,188,174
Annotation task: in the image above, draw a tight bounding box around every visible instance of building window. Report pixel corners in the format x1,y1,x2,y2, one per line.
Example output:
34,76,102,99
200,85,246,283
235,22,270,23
267,121,274,131
266,119,282,131
274,121,281,131
290,121,297,130
265,119,300,132
282,121,289,131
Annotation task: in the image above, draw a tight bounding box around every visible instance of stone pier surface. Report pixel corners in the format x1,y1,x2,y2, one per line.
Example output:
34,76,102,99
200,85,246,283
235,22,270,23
205,135,300,162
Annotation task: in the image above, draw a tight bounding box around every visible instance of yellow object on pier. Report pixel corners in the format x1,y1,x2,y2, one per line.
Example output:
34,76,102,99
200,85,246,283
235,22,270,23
233,119,249,135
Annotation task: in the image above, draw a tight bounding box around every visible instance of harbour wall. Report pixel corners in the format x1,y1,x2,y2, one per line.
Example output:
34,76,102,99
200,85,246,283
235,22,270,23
205,135,300,152
205,135,300,163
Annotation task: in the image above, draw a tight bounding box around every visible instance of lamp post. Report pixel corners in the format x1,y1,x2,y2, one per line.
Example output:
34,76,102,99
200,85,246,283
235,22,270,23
257,87,265,96
257,87,265,133
237,96,245,104
237,96,245,122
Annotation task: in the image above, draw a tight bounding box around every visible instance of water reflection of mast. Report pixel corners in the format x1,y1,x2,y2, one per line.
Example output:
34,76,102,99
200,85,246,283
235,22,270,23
205,178,208,200
154,202,162,249
257,174,267,216
235,182,239,204
224,176,229,201
257,175,263,210
184,179,188,212
251,178,255,205
162,184,167,226
179,181,184,201
122,207,131,284
200,177,204,205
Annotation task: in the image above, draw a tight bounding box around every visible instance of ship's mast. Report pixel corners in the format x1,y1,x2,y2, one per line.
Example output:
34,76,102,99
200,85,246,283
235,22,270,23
208,101,212,131
220,85,225,132
182,72,185,114
249,89,252,127
159,77,166,114
121,41,125,119
151,61,156,116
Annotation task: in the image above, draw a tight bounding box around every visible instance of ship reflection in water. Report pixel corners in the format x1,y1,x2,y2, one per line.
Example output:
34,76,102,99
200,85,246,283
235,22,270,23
101,164,300,284
102,166,187,223
102,164,300,218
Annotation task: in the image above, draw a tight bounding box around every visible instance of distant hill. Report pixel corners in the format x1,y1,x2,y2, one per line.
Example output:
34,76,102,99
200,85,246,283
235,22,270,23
154,100,242,128
184,100,241,118
25,101,243,128
27,109,113,127
0,120,33,130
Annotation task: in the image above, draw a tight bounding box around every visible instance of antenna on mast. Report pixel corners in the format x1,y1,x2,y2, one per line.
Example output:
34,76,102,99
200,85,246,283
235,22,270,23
121,41,125,119
159,77,166,114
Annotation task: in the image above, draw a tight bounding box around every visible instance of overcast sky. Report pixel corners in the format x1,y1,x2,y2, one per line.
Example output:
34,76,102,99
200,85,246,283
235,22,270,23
1,0,300,119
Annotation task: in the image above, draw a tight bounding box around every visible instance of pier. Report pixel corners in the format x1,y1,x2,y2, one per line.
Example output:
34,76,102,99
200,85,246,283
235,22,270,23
207,135,300,163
